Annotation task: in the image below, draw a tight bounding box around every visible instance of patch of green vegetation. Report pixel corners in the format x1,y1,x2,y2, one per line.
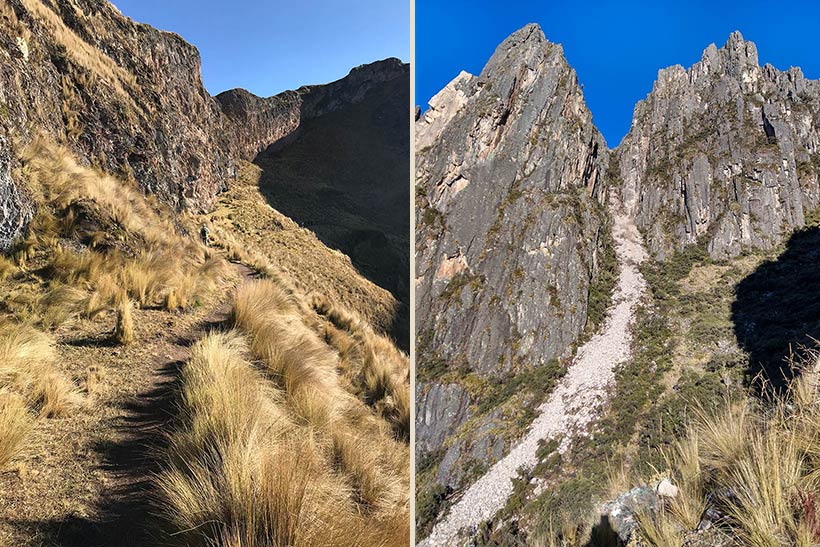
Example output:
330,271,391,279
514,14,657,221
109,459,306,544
585,223,618,335
0,103,9,119
641,240,709,301
416,482,449,539
417,352,449,383
417,447,445,476
465,359,563,415
419,205,445,233
439,272,486,304
546,284,561,310
638,368,728,464
803,203,820,229
645,155,674,182
416,328,450,382
487,179,524,238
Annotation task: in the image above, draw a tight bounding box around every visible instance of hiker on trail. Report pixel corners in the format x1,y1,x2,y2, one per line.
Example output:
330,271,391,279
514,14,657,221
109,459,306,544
200,223,210,246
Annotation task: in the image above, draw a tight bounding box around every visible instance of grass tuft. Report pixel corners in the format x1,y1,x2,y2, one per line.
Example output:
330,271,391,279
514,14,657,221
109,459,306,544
0,391,32,468
0,321,81,417
156,330,408,546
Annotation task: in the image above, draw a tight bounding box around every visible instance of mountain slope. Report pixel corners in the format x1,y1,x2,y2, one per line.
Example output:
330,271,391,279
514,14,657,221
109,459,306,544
0,2,410,546
0,1,409,346
616,31,820,261
414,24,616,539
243,61,410,349
0,0,232,249
417,26,820,547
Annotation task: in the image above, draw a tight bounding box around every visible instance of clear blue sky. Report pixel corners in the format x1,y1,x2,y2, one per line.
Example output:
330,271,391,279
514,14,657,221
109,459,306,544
417,0,820,147
112,0,409,97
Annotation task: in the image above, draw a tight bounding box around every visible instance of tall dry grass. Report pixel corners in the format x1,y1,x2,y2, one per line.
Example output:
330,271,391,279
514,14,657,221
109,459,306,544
0,321,80,469
0,391,32,469
0,322,80,417
228,280,408,539
156,330,408,547
14,136,231,339
627,350,820,547
310,293,410,441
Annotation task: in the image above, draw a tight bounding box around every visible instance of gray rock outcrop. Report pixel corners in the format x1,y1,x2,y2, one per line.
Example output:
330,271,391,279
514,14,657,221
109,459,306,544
217,58,408,160
416,24,820,545
616,31,820,260
0,0,407,252
415,23,612,497
0,0,233,239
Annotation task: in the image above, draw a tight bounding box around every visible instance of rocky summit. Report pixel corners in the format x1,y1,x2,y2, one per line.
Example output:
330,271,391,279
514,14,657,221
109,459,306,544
617,31,820,261
416,24,820,547
415,23,614,531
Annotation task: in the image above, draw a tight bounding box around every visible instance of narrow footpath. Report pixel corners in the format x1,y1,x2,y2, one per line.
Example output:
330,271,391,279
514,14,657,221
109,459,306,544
0,261,255,547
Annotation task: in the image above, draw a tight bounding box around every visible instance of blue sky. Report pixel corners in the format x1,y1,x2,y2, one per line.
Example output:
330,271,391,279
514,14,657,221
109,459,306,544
417,0,820,147
112,0,409,97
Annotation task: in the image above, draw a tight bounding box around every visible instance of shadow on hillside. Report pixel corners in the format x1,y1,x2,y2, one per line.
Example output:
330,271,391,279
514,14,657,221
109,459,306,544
6,360,182,547
731,226,820,391
251,76,410,352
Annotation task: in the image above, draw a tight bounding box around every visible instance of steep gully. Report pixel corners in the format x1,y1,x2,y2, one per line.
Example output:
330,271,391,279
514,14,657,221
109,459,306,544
422,198,649,546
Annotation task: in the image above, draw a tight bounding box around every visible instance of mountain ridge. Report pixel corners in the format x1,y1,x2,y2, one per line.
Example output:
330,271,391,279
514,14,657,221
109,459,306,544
416,23,820,545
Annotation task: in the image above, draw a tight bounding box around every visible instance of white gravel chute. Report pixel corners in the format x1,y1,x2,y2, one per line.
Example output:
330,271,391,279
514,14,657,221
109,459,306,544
421,199,649,546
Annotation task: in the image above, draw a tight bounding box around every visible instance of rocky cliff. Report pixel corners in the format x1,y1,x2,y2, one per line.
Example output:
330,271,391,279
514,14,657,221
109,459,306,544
243,60,411,349
217,58,408,160
0,0,232,251
420,27,820,546
0,0,408,264
415,23,614,515
616,31,820,260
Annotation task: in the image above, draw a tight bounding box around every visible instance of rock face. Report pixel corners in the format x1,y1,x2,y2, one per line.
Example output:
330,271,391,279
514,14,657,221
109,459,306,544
0,136,32,250
0,0,233,248
616,31,820,260
415,24,611,491
0,0,408,257
417,25,820,543
217,58,408,161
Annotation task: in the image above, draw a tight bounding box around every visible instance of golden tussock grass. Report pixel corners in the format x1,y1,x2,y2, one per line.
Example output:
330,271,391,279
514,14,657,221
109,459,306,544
0,256,16,280
223,280,409,542
156,331,408,547
13,136,232,342
311,293,410,441
0,391,32,469
532,515,590,547
114,299,134,345
628,350,820,547
635,509,685,547
0,320,80,469
0,321,81,418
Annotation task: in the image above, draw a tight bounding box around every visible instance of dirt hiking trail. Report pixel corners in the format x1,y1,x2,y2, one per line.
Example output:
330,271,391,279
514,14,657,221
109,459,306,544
0,262,256,547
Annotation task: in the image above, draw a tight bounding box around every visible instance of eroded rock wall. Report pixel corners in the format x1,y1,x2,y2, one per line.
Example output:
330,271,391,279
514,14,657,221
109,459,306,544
217,58,409,160
0,0,408,252
415,24,612,488
616,32,820,260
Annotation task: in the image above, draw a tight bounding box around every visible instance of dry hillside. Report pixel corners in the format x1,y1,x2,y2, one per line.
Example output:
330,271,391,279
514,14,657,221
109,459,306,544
0,1,409,545
0,127,409,547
